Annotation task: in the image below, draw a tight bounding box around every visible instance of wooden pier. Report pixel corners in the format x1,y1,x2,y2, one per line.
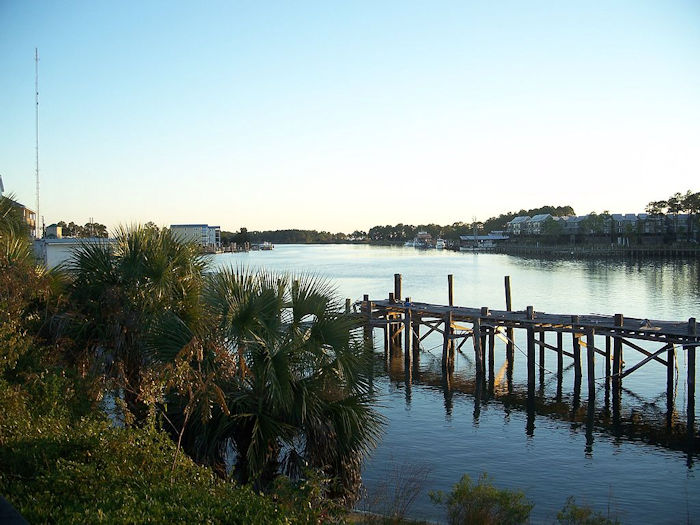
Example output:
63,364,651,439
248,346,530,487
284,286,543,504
361,274,699,435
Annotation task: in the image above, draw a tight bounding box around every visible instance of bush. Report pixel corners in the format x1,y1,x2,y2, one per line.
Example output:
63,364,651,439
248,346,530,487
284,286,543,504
0,377,322,524
557,496,620,524
430,473,533,525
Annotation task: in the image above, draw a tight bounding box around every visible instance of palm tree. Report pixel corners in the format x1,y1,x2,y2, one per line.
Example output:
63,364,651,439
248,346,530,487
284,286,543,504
0,194,33,266
148,268,384,500
64,225,207,421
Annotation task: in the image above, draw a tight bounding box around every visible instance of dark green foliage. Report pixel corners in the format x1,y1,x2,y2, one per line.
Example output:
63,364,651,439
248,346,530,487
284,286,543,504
0,379,319,524
149,269,385,499
63,225,207,419
430,473,533,525
54,220,109,238
556,497,620,524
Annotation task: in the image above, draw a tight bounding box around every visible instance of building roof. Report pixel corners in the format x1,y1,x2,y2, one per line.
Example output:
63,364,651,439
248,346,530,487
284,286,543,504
508,216,530,224
529,214,552,222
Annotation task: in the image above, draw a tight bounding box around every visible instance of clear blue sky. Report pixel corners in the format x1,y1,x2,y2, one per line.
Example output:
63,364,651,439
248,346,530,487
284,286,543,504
2,1,699,232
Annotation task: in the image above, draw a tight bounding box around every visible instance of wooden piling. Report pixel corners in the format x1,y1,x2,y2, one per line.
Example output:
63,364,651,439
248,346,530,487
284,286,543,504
394,274,402,304
572,315,582,380
613,314,624,390
443,311,454,372
527,306,535,394
687,318,696,433
412,315,421,367
448,274,454,307
605,336,611,380
363,294,372,342
557,331,563,377
538,331,545,368
504,276,514,369
473,316,483,376
404,297,412,367
480,307,488,373
488,325,495,385
345,298,351,313
587,330,596,398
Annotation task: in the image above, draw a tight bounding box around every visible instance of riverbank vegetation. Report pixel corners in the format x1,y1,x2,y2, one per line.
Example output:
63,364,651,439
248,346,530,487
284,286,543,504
0,196,380,522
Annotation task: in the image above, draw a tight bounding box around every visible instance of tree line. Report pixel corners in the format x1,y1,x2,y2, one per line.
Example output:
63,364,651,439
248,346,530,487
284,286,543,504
221,205,576,245
52,219,109,237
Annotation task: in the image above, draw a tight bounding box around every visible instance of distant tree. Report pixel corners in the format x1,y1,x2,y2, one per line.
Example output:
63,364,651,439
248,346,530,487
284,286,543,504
541,217,564,242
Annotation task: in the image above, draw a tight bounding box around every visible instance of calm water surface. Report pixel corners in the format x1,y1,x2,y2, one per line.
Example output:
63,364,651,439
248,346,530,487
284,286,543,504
212,245,700,523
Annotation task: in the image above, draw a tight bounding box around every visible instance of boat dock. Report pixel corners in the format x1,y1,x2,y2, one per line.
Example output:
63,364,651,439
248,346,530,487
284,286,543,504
359,274,698,436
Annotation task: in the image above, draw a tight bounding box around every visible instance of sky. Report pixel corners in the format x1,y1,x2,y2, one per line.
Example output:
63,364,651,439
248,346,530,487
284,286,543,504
1,1,699,233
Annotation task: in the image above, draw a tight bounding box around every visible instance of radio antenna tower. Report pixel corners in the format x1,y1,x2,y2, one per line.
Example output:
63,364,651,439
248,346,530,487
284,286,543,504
35,48,40,238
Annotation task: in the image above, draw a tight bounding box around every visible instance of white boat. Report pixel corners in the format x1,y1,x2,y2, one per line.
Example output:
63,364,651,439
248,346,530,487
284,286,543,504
435,238,446,249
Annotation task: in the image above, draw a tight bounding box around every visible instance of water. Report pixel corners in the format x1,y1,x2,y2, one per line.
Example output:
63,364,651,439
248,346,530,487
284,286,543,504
212,245,700,523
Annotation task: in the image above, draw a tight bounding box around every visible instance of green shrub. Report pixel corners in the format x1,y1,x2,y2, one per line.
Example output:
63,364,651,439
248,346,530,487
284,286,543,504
0,385,322,524
430,473,533,525
557,496,620,524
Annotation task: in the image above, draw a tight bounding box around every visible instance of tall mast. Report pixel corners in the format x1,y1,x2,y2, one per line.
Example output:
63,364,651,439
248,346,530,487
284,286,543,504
35,48,40,238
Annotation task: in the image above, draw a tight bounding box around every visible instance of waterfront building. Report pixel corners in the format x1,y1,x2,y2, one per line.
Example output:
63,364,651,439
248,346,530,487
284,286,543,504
169,224,221,249
34,237,115,269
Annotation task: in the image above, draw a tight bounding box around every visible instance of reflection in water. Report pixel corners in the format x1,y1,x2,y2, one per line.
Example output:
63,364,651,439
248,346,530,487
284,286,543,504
380,350,699,462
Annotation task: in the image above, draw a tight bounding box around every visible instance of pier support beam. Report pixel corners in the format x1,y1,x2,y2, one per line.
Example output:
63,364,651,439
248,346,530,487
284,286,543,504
504,276,514,375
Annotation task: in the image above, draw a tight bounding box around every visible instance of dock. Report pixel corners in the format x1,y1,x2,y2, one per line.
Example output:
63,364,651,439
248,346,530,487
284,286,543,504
360,274,698,440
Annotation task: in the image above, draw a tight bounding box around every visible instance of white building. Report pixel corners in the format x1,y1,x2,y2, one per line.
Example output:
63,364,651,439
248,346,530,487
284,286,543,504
34,238,115,269
169,224,221,249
